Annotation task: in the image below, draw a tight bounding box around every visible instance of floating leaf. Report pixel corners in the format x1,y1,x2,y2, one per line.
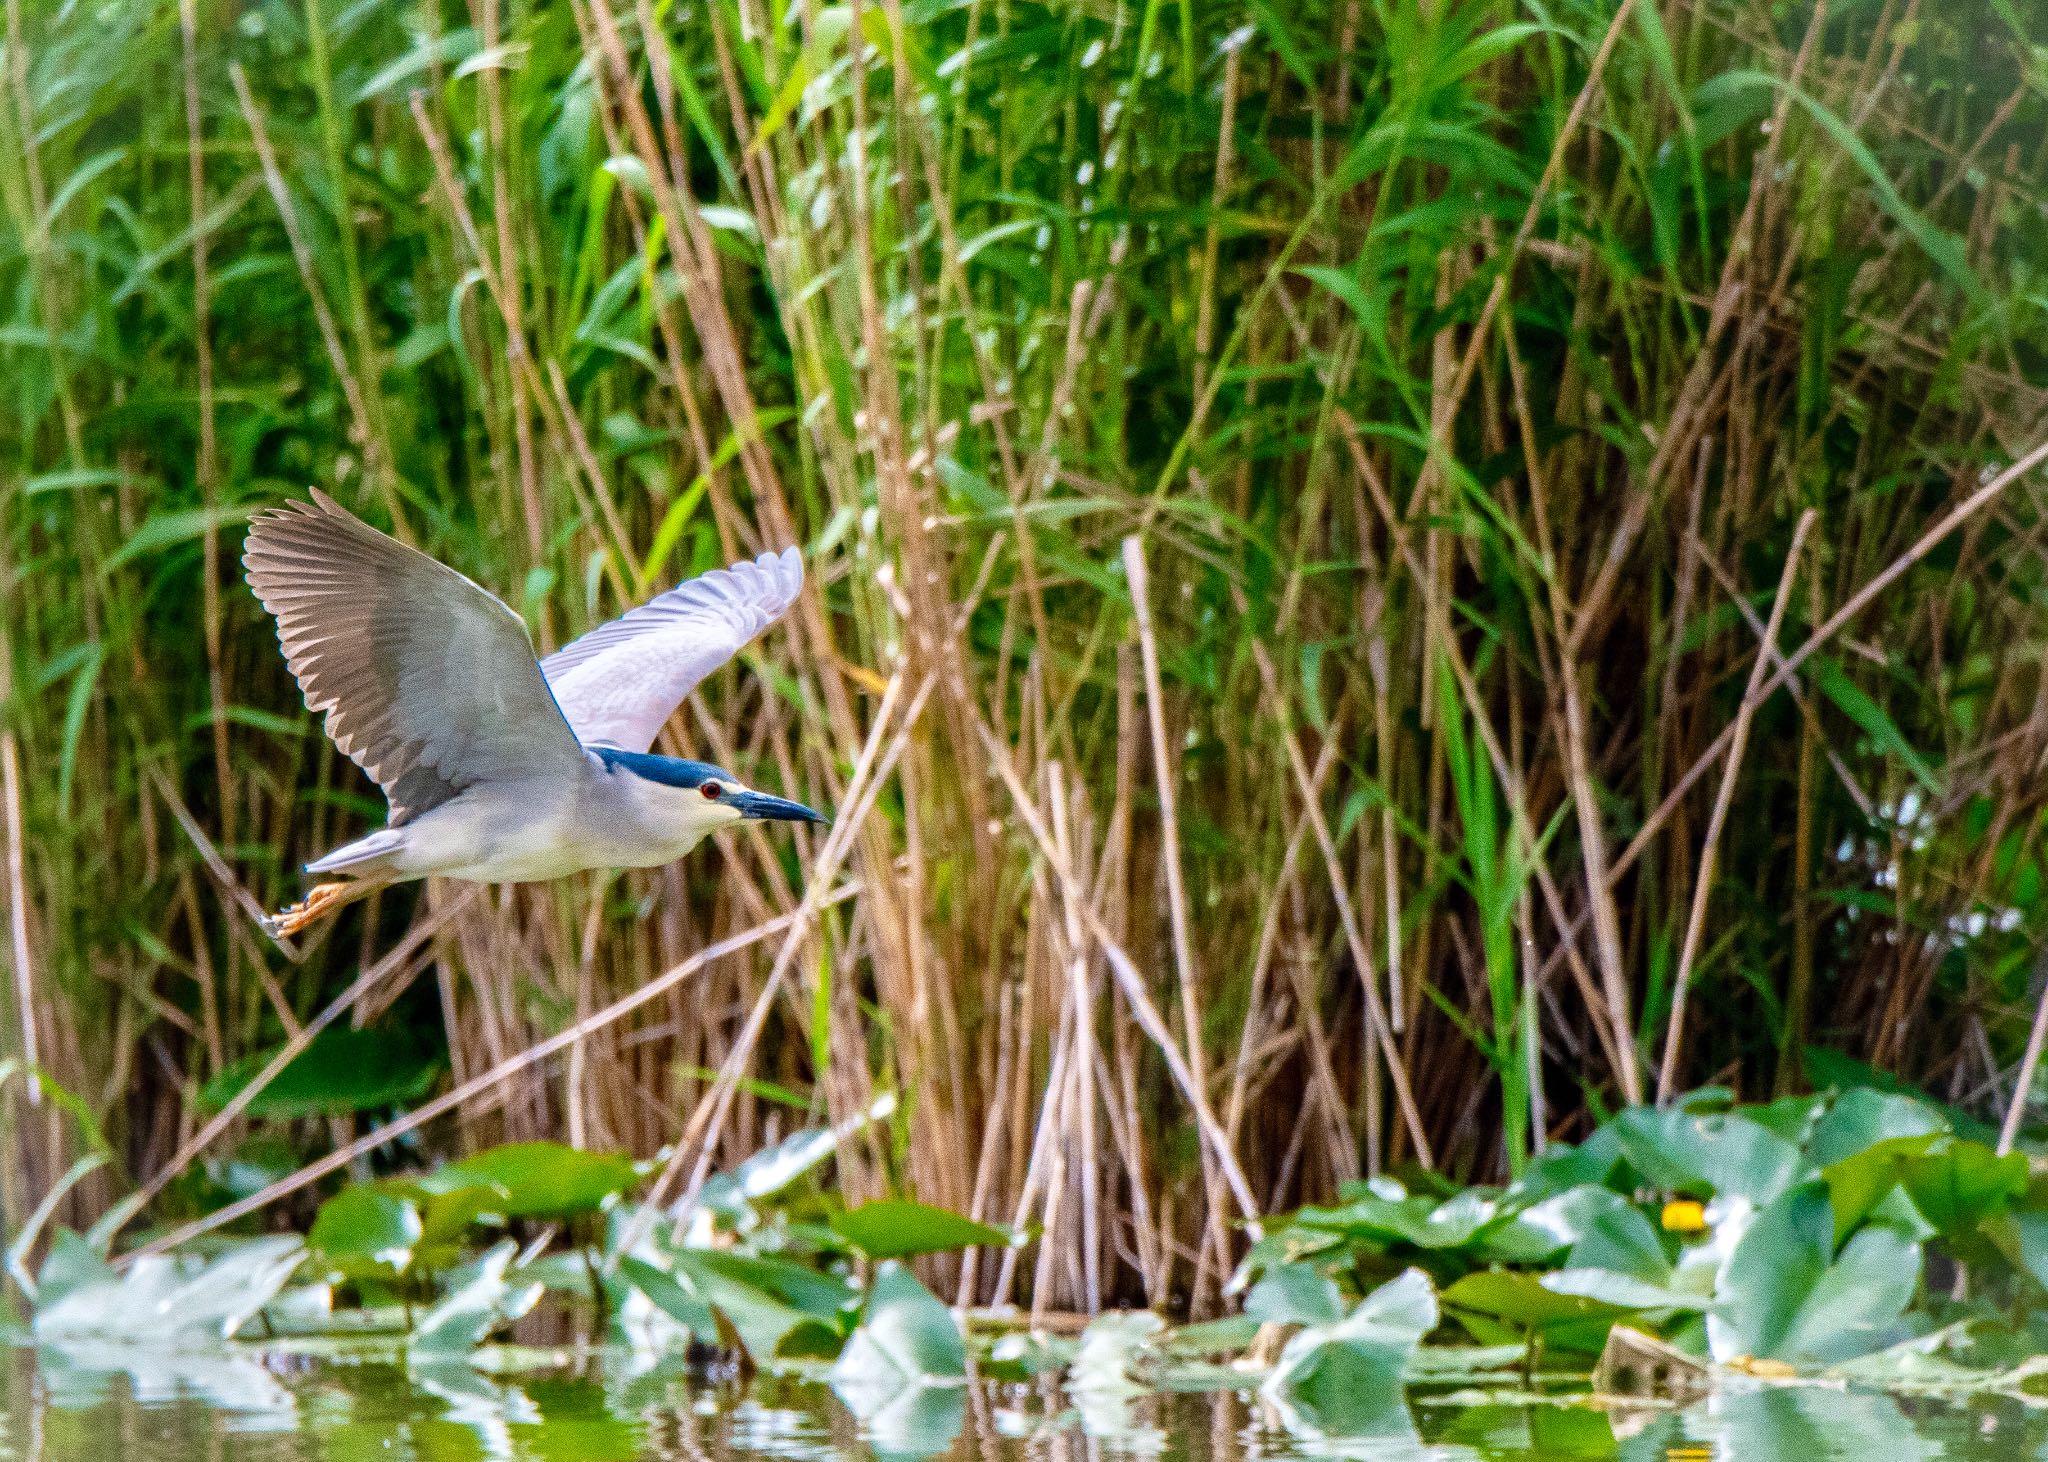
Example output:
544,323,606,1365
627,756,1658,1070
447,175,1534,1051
1070,1310,1165,1397
1709,1180,1920,1365
829,1199,1012,1259
617,1255,718,1344
34,1233,303,1344
834,1260,965,1383
424,1142,638,1219
410,1241,542,1353
830,1262,967,1457
1806,1087,1948,1167
699,1126,840,1219
1262,1269,1435,1438
1613,1105,1801,1205
1246,1262,1346,1326
670,1248,850,1360
1442,1269,1632,1352
1822,1134,2025,1245
198,1028,442,1119
309,1186,424,1278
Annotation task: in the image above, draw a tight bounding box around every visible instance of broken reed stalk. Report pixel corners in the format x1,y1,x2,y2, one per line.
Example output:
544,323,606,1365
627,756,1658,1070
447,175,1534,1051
110,886,482,1233
1998,945,2048,1157
1119,536,1230,1296
125,887,861,1264
1656,509,1817,1105
3,734,39,1100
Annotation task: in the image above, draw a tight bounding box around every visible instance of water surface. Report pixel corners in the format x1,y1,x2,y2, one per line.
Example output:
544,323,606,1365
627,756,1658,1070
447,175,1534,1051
3,1342,2044,1460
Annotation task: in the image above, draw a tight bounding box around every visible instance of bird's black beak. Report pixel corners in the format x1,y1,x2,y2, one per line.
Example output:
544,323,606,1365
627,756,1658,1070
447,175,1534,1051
732,790,829,826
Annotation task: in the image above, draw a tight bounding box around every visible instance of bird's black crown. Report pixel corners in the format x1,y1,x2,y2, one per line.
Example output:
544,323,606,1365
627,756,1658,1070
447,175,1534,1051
595,747,735,789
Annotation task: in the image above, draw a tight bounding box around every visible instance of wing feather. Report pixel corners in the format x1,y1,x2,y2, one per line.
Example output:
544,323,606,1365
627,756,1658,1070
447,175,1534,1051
244,491,587,824
541,547,804,752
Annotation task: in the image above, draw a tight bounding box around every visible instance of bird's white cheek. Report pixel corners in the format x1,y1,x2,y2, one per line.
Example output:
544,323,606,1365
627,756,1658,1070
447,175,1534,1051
679,799,743,835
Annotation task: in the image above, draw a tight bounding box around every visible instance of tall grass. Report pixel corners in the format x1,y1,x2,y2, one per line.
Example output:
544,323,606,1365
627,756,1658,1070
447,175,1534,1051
4,0,2048,1312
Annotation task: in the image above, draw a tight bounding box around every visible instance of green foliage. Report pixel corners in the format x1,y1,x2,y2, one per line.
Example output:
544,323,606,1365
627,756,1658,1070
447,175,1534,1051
830,1260,967,1394
197,1029,442,1119
829,1200,1013,1260
28,1087,2048,1444
307,1185,423,1279
32,1231,303,1344
1710,1181,1919,1365
409,1240,543,1353
1261,1269,1436,1439
421,1142,639,1220
1244,1088,2048,1368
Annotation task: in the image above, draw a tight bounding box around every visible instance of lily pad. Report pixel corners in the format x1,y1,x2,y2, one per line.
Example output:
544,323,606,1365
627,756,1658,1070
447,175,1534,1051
410,1241,542,1353
831,1262,967,1457
829,1199,1012,1259
1261,1268,1434,1438
1613,1105,1801,1205
669,1248,850,1360
34,1232,304,1344
1245,1261,1347,1326
617,1255,718,1345
424,1142,639,1219
198,1027,441,1118
1442,1268,1632,1352
1806,1087,1949,1167
309,1186,424,1278
1709,1179,1920,1365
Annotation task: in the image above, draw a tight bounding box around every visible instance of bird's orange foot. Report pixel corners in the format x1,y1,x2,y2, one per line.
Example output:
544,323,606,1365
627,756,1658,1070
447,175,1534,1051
261,881,353,939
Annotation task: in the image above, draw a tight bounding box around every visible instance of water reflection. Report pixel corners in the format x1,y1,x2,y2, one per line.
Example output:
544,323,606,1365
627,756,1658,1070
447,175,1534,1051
3,1342,2045,1461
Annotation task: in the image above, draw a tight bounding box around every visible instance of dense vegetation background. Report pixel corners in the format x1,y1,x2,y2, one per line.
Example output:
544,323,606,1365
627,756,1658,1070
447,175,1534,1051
3,0,2046,1312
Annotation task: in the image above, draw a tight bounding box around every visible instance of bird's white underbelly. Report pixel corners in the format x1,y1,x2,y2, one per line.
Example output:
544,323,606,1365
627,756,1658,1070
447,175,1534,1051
386,773,709,884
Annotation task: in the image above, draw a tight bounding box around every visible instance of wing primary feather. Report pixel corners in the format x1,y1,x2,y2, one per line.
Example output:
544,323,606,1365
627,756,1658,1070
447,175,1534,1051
245,493,586,824
540,546,805,753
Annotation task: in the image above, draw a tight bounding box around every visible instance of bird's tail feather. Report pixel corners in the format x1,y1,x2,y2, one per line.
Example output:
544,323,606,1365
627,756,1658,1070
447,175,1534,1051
306,828,405,874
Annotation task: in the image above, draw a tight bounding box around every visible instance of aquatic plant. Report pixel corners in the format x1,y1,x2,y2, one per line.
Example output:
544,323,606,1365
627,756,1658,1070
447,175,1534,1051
4,0,2048,1323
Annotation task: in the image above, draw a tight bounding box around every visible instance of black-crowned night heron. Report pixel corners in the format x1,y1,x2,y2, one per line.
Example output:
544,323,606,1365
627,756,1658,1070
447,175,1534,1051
244,491,825,937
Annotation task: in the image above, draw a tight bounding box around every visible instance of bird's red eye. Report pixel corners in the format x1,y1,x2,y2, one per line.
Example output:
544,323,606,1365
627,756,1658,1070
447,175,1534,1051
701,781,723,800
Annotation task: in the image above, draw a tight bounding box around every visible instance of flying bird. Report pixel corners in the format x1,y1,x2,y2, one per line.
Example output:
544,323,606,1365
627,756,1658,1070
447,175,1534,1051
244,491,824,937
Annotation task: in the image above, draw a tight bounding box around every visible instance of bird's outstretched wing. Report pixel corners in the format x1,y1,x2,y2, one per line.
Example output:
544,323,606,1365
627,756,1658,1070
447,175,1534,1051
244,491,587,825
541,547,805,752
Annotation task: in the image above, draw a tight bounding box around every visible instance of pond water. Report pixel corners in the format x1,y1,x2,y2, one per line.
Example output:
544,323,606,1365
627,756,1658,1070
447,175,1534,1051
5,1343,2048,1461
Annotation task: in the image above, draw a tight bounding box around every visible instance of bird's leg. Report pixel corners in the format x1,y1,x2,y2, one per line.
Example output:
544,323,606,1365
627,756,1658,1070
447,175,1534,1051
261,880,367,939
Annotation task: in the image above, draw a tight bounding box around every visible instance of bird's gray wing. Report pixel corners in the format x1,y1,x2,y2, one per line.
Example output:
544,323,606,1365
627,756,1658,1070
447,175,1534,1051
244,490,588,825
540,547,805,752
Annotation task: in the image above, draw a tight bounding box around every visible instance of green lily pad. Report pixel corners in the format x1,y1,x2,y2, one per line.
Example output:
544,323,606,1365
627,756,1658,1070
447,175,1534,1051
309,1186,424,1278
1261,1268,1434,1439
1709,1180,1920,1365
410,1240,542,1353
1245,1261,1346,1326
829,1199,1012,1259
1806,1088,1949,1167
1614,1105,1801,1205
617,1255,718,1344
34,1232,304,1344
831,1262,967,1457
669,1248,849,1360
1822,1135,2026,1244
199,1028,441,1119
424,1142,639,1219
1442,1268,1632,1352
